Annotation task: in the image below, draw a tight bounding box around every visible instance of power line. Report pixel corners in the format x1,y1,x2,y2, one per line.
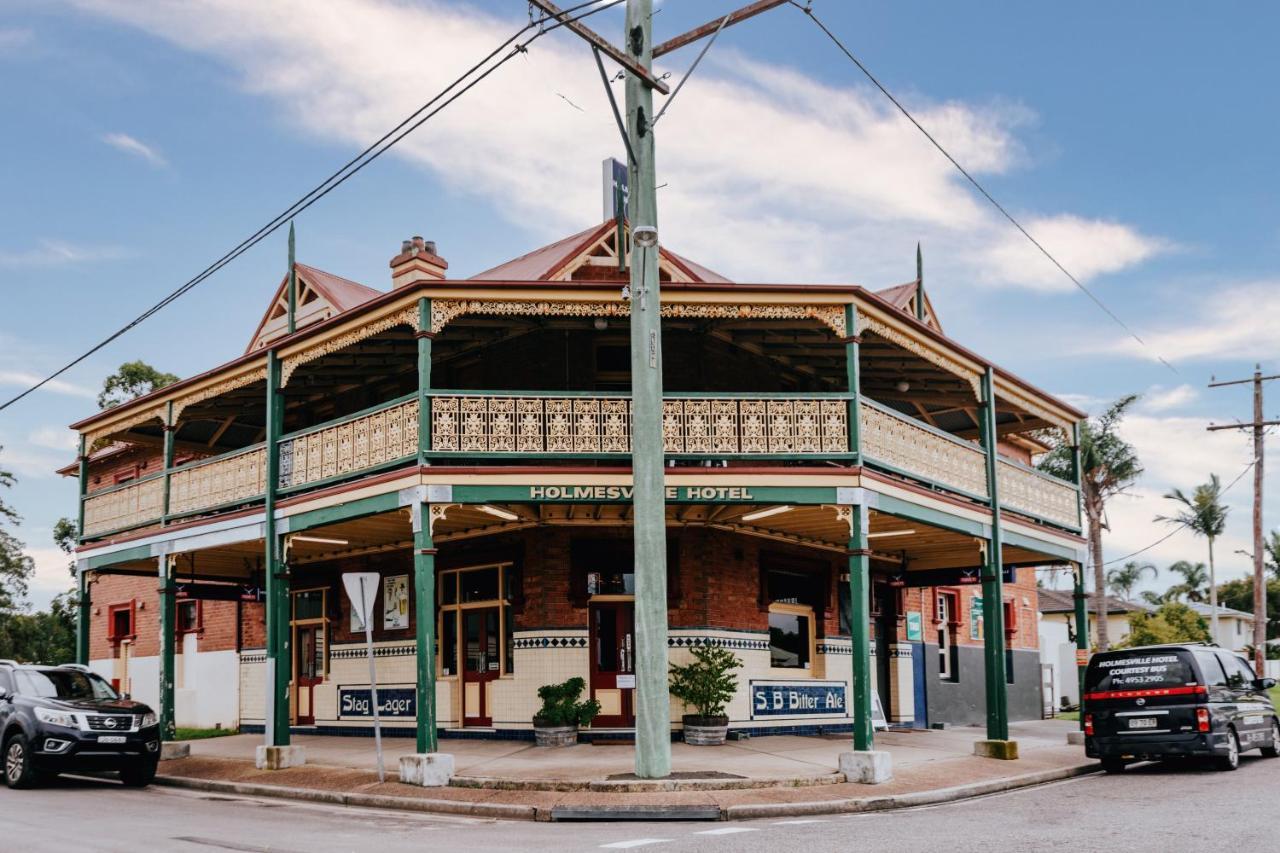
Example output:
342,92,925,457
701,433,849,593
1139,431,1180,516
1102,445,1268,567
0,0,624,414
790,1,1178,375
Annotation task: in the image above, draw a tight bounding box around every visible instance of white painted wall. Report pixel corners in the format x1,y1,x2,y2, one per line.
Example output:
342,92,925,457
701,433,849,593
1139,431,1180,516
90,650,240,730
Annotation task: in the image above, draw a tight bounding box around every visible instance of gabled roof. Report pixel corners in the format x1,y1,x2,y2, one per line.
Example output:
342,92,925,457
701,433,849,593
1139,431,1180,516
470,218,733,284
875,279,943,332
245,263,382,353
1038,589,1150,615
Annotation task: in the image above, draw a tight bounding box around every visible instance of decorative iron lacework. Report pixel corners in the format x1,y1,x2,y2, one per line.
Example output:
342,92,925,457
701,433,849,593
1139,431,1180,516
84,406,166,449
512,636,589,650
669,635,769,651
82,478,164,537
856,313,981,398
330,645,416,659
280,305,419,388
169,446,266,516
997,458,1079,528
429,299,846,338
431,396,847,455
860,402,989,498
171,366,268,423
278,398,418,490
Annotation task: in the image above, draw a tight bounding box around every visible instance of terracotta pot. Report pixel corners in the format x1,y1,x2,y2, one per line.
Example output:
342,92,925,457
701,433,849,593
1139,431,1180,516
682,715,729,746
533,723,579,748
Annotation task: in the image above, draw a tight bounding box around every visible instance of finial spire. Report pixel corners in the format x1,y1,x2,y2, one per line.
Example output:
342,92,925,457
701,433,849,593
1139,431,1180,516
286,222,297,335
915,242,925,322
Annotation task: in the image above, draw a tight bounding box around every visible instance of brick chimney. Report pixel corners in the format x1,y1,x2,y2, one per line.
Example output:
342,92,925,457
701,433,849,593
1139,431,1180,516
390,235,448,288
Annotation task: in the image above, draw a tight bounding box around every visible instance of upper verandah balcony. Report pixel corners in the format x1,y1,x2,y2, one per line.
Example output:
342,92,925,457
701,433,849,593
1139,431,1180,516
67,222,1085,543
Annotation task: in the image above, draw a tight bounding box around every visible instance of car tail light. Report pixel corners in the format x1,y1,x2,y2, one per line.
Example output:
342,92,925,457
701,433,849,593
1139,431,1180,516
1196,707,1210,733
1083,714,1094,736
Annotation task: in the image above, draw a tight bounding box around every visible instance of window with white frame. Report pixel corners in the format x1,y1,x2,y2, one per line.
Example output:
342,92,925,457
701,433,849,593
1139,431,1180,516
936,591,959,682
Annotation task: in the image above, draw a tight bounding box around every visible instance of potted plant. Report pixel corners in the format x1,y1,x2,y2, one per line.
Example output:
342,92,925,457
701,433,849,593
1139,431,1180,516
532,676,601,747
669,645,742,745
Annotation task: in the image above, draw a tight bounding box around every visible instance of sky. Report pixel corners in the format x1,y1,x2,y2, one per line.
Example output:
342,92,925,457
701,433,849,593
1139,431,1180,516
0,1,1277,609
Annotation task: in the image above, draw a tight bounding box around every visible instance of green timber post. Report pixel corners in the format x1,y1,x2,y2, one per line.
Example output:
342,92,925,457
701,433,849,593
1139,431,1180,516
286,222,297,335
626,0,671,780
1072,561,1090,727
264,350,291,747
161,401,175,523
848,503,874,751
915,243,924,322
158,554,176,740
417,297,432,464
75,434,90,665
979,366,1009,742
413,502,438,753
76,568,90,665
844,304,862,463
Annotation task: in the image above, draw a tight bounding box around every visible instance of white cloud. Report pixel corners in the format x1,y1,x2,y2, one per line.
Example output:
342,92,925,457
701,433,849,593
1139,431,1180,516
0,239,132,267
0,370,96,400
0,27,34,53
1137,384,1197,413
25,546,75,612
28,426,78,451
1096,281,1280,364
101,131,168,168
976,214,1169,292
63,0,1165,290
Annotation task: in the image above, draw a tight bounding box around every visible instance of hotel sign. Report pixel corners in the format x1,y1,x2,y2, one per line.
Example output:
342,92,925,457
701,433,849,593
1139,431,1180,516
529,485,758,501
448,483,842,505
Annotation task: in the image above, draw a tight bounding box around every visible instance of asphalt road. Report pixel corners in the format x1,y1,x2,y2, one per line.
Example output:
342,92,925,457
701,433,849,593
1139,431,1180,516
3,754,1277,853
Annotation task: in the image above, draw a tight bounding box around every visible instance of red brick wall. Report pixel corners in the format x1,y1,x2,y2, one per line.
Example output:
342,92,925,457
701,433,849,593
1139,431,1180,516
88,573,242,660
84,446,166,496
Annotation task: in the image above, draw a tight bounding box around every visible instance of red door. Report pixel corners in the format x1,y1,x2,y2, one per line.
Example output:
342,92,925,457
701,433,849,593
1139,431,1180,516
294,625,324,725
589,602,635,727
462,608,500,726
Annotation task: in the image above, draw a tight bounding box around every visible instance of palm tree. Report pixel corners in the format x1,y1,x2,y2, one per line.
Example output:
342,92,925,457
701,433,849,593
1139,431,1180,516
1139,589,1168,607
1040,395,1143,651
1264,529,1280,582
1106,561,1157,601
1158,477,1229,638
1165,560,1209,603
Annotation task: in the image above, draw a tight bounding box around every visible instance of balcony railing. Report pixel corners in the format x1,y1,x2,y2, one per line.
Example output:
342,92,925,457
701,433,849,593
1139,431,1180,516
82,473,164,538
168,444,267,518
860,399,989,499
429,392,852,456
79,390,1081,539
278,394,419,491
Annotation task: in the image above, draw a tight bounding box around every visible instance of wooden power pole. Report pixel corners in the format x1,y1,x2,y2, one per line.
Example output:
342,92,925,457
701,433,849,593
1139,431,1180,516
1209,366,1280,674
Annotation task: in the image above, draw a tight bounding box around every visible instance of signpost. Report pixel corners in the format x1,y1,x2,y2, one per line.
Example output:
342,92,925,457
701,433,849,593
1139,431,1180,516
342,572,385,782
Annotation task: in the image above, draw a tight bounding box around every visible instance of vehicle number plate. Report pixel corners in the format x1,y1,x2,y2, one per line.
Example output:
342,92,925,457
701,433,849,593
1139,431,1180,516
1128,718,1157,729
97,735,127,744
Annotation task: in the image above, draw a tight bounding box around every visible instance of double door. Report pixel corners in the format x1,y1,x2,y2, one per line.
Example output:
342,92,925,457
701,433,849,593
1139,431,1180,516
462,607,501,726
589,601,635,727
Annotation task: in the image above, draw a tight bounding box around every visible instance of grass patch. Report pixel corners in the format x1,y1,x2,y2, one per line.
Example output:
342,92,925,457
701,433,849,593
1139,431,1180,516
1270,685,1279,707
174,727,238,741
1058,710,1079,722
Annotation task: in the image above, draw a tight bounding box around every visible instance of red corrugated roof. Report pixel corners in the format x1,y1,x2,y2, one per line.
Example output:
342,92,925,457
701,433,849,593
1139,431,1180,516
244,263,383,353
875,280,918,310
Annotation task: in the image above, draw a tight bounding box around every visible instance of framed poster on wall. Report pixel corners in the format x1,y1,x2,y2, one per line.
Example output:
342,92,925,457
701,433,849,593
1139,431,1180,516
905,610,923,642
383,574,409,630
970,596,984,641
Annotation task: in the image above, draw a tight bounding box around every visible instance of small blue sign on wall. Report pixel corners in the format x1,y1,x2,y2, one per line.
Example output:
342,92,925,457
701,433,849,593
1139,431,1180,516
750,681,847,718
338,686,416,718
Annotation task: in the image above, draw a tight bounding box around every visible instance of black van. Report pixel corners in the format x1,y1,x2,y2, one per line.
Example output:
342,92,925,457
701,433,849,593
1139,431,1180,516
1083,643,1278,772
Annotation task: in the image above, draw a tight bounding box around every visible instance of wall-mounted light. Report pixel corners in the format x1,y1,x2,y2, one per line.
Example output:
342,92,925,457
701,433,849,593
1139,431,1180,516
632,225,658,248
477,505,519,521
895,380,911,393
593,317,608,331
741,505,794,522
289,534,349,546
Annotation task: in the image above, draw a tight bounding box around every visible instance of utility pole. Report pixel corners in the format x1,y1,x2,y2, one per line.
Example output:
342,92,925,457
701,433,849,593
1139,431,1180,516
528,0,787,781
1208,365,1280,674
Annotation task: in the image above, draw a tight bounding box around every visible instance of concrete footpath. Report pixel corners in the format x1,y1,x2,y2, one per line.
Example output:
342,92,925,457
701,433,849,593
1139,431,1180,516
156,719,1096,821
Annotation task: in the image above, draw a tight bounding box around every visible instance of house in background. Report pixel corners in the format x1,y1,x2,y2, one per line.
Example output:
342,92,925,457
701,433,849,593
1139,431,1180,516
1037,589,1150,709
1184,602,1255,655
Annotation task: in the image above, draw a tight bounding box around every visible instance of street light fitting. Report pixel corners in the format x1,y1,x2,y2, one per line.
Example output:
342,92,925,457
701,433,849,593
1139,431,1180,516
632,225,658,248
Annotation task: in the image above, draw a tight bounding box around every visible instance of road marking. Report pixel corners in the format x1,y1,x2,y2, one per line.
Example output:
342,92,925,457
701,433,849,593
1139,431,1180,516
599,840,673,849
772,819,828,825
694,827,759,835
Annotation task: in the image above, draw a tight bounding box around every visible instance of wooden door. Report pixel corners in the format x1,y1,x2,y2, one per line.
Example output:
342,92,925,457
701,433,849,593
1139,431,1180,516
589,601,635,727
462,607,500,726
294,624,324,725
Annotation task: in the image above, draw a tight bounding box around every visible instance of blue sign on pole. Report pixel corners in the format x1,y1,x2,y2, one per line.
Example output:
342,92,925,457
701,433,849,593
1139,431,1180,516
750,681,847,718
339,686,416,718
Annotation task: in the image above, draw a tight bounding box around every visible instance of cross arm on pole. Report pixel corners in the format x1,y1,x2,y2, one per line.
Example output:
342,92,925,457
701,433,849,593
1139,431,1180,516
527,0,670,93
1207,420,1280,431
652,0,789,57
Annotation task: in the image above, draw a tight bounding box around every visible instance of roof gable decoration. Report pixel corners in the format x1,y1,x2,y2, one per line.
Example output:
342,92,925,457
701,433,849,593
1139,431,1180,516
246,263,382,353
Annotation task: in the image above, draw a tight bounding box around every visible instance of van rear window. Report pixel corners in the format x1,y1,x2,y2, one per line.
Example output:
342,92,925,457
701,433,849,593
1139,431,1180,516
1086,651,1197,692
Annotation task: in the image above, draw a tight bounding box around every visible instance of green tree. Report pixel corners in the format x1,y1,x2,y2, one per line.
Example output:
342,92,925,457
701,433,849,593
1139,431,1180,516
0,446,35,659
1041,395,1144,651
0,592,76,664
1157,475,1229,638
1106,561,1157,601
1265,529,1280,582
98,360,179,409
53,517,78,579
1166,560,1209,604
1218,576,1280,642
1122,602,1211,647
